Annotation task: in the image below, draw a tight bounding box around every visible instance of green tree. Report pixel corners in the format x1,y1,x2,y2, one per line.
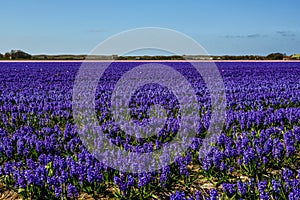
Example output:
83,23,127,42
4,52,11,59
7,50,32,59
266,53,284,60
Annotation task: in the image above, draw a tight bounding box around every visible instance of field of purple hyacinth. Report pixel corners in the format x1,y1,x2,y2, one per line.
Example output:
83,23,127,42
0,61,300,200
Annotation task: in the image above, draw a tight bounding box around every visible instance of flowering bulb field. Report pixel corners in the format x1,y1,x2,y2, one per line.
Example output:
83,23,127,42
0,61,300,199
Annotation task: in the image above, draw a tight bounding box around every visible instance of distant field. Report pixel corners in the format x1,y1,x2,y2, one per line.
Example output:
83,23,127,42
0,60,300,62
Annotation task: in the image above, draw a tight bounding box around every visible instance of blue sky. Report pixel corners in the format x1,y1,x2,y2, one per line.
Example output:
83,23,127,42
0,0,299,55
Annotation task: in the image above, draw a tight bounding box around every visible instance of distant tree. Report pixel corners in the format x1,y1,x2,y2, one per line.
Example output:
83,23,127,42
4,50,30,59
4,52,11,59
10,50,32,59
0,53,3,58
266,53,284,60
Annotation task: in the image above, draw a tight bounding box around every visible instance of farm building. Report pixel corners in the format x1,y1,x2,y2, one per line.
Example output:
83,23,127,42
291,54,300,59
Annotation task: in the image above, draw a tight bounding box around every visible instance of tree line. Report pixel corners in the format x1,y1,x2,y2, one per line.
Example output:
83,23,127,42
0,50,295,60
0,50,32,59
215,53,287,60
